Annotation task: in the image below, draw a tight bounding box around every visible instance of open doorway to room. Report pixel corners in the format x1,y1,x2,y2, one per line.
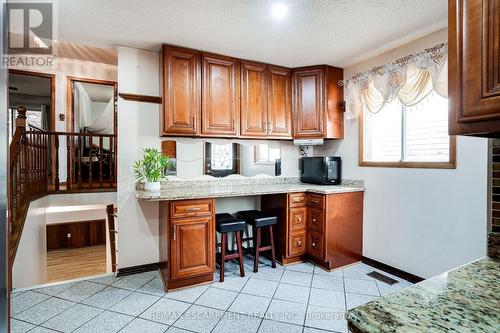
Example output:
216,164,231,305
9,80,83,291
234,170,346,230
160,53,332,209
67,78,118,190
8,70,55,139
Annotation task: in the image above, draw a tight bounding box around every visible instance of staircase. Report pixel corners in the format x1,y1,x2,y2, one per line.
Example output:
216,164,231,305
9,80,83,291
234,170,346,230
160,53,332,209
8,106,118,269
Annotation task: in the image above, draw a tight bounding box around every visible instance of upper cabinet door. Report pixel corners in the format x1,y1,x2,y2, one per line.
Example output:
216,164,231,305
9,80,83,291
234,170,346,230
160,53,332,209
449,0,500,136
201,53,240,137
268,66,292,138
162,46,200,136
240,61,268,137
293,68,324,138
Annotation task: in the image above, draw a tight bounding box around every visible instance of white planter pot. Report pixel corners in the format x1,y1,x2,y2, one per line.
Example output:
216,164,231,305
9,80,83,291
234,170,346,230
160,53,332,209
144,181,161,191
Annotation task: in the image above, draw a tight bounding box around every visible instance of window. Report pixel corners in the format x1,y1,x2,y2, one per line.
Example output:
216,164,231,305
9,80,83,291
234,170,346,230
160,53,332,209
254,143,281,164
204,142,239,177
360,91,456,168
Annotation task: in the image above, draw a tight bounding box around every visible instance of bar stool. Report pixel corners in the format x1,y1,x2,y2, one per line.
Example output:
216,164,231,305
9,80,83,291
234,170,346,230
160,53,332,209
215,213,246,282
237,210,277,272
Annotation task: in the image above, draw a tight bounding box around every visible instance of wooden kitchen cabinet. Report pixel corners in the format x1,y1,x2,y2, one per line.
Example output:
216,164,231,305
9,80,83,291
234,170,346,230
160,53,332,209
449,0,500,136
240,61,268,137
201,53,240,137
240,62,292,138
261,191,363,270
159,199,215,290
267,66,292,138
293,65,344,139
162,45,200,136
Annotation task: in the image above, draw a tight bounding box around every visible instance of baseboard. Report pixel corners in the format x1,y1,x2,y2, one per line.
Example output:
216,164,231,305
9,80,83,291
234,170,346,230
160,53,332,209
362,256,424,284
116,262,160,277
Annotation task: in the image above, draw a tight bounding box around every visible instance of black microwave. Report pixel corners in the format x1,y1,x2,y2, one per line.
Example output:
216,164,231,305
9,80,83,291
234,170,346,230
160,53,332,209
300,156,342,185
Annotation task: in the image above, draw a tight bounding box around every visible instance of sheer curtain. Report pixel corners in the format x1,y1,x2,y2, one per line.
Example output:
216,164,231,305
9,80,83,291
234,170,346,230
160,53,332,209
343,43,448,119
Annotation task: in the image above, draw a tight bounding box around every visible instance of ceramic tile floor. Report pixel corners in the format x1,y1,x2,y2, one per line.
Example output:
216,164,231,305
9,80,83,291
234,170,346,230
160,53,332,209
10,255,413,333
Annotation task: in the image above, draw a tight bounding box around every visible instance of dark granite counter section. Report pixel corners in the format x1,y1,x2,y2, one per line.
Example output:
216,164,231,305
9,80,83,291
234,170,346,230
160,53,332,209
346,257,500,333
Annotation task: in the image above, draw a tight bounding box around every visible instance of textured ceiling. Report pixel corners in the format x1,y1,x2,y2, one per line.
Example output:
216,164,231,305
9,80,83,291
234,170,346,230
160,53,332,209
57,0,447,68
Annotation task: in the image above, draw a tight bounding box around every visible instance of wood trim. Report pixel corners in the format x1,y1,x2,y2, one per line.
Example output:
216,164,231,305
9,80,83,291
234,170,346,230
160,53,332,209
361,256,424,284
358,109,457,169
119,93,162,104
116,262,161,277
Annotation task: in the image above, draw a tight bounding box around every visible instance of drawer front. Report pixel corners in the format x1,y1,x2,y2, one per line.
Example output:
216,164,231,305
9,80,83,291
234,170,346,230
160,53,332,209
307,194,325,209
308,208,324,234
288,231,306,256
289,207,307,231
170,199,213,218
289,193,307,208
307,231,324,259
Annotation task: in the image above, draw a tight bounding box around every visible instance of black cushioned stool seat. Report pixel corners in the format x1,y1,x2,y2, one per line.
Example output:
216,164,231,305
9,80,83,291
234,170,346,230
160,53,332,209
237,210,277,273
215,213,246,233
215,213,245,282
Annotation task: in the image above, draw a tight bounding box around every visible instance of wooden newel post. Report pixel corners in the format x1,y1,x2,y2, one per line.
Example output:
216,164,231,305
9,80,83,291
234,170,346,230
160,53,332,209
16,106,27,128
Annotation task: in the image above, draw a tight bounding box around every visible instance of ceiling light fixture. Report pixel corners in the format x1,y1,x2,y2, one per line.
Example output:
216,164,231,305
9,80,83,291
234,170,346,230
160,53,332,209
272,3,288,19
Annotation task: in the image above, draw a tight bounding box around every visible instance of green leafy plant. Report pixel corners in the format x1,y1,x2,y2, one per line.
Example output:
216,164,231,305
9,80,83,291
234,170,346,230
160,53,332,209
133,148,174,182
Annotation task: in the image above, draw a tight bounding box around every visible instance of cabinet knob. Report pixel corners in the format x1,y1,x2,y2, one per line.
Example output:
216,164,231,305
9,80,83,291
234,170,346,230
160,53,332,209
297,240,302,246
313,218,316,222
312,242,316,247
297,217,301,222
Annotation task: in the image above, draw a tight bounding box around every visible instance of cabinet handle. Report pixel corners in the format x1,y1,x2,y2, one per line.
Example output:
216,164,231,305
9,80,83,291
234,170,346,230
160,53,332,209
268,122,272,132
293,198,303,203
185,207,201,212
173,225,176,241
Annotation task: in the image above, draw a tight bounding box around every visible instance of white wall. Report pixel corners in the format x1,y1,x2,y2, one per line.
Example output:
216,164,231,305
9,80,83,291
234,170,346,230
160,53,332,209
316,28,489,278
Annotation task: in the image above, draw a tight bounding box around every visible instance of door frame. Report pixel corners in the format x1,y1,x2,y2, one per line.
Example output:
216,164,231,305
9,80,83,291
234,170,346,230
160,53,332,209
66,77,118,134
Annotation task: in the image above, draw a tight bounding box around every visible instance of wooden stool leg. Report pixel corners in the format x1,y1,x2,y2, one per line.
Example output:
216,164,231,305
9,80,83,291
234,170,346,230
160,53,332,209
254,227,261,273
220,233,227,282
235,231,245,277
269,225,276,268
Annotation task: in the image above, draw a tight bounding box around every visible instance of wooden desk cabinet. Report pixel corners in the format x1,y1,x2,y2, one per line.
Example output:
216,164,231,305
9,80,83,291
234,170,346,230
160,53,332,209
262,191,363,270
159,199,215,290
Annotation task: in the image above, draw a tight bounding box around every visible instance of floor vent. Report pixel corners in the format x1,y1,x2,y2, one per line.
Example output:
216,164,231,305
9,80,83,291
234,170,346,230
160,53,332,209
367,271,398,285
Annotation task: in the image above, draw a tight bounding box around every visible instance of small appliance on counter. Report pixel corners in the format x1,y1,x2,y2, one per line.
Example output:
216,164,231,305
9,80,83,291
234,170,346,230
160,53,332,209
300,156,341,185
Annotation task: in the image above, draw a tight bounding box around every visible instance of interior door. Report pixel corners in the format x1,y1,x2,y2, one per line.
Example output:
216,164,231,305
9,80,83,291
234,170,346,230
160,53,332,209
162,45,200,135
201,53,239,136
170,216,214,279
268,66,292,138
240,61,268,137
293,68,324,138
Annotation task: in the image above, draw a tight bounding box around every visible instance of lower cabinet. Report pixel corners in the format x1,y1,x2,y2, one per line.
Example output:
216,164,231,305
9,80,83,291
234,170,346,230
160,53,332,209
159,198,215,290
262,191,363,270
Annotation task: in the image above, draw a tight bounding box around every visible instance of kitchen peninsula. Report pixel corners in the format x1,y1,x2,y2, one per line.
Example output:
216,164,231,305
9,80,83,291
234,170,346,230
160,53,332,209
136,177,365,290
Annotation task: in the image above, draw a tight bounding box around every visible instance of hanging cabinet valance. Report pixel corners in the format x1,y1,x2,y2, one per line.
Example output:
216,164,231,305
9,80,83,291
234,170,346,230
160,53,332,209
341,43,448,119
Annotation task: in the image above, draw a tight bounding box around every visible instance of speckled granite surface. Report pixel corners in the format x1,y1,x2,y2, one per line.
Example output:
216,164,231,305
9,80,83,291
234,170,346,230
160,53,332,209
346,257,500,333
136,177,364,201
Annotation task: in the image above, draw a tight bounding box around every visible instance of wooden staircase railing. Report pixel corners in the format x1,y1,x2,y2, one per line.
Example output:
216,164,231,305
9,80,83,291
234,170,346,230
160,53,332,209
8,106,118,266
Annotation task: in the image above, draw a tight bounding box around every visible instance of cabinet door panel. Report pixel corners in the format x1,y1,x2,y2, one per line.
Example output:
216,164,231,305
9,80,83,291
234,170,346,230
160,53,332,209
449,0,500,135
201,54,239,136
162,46,200,135
307,231,324,259
268,66,292,138
170,216,214,279
288,231,306,256
289,207,307,231
240,61,267,137
293,68,324,138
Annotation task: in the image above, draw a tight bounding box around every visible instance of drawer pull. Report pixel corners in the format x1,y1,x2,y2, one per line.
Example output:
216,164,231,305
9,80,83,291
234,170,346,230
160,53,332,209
313,218,317,222
185,207,201,212
296,240,302,246
312,242,317,247
293,198,304,203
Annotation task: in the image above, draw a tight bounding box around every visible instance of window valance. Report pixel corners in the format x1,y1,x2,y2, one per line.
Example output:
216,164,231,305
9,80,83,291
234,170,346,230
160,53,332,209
341,43,448,119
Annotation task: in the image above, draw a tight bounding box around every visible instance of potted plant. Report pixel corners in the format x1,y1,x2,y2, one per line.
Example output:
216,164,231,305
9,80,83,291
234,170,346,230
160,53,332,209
134,148,173,191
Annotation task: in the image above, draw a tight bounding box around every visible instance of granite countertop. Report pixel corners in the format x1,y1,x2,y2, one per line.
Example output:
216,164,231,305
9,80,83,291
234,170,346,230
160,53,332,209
346,257,500,333
136,177,365,201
